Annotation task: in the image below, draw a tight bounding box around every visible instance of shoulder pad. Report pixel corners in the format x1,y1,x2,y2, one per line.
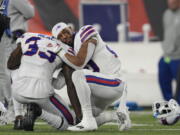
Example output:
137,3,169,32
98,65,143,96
79,25,98,43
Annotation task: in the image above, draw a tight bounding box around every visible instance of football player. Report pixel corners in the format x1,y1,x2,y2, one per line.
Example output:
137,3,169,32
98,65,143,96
51,22,131,131
7,32,75,131
7,32,120,131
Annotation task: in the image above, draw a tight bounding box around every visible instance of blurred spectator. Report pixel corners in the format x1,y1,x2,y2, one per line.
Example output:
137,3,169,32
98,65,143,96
158,0,180,104
0,0,10,102
0,14,10,41
0,0,34,129
0,0,34,104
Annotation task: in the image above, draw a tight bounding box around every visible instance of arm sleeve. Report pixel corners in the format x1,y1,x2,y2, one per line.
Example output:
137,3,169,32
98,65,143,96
13,0,34,19
58,42,96,70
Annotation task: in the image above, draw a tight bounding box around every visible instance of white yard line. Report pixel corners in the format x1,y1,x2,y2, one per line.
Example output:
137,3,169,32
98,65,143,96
132,129,180,131
104,122,154,126
130,111,153,115
2,122,180,131
35,122,154,127
35,122,47,125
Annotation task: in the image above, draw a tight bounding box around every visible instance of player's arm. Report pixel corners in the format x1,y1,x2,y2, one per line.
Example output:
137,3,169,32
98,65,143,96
58,38,97,69
62,63,82,123
7,43,22,70
13,0,34,19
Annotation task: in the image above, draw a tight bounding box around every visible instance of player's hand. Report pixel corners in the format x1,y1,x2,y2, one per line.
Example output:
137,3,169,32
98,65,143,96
47,43,63,53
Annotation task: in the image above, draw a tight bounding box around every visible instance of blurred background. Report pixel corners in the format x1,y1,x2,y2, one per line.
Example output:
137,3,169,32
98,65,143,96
28,0,167,41
26,0,177,109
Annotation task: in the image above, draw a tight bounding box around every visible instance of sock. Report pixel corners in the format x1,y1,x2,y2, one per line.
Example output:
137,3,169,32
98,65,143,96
72,70,94,120
40,110,68,130
13,98,23,116
118,84,127,111
3,69,12,101
96,111,116,126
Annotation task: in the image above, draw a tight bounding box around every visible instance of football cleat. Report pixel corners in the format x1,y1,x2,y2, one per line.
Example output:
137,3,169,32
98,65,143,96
0,101,15,125
23,103,41,131
67,117,97,131
116,107,131,131
14,115,24,130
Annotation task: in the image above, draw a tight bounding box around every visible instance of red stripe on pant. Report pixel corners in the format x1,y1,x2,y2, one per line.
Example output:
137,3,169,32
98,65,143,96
86,77,120,85
50,96,74,125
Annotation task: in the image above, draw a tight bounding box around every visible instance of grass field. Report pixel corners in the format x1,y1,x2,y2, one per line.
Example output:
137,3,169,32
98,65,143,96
0,111,180,135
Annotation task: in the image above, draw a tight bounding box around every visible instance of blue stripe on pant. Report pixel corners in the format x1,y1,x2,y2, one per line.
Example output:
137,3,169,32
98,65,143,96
158,57,180,103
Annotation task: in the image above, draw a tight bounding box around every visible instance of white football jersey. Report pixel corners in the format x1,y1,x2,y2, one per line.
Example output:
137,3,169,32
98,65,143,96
74,25,121,74
12,33,69,98
17,33,62,79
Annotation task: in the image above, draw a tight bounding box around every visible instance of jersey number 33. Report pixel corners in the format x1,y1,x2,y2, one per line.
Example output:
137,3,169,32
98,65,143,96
23,37,56,63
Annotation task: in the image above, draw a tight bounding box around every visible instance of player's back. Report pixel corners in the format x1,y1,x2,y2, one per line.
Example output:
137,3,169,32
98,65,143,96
12,33,62,98
17,33,61,79
74,25,121,75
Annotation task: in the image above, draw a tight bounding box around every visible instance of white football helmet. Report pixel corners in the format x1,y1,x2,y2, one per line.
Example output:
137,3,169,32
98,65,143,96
152,99,180,125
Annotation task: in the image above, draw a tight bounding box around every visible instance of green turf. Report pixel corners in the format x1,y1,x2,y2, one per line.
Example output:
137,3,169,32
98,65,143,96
0,111,180,135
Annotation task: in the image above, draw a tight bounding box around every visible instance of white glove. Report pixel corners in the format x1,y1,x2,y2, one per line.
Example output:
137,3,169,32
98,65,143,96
0,101,7,112
45,40,64,53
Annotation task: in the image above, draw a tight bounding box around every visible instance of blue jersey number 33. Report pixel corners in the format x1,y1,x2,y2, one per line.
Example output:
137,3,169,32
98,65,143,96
24,37,56,63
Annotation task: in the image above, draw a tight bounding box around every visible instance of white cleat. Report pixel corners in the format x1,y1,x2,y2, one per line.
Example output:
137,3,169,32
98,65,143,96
67,117,98,131
0,102,15,125
116,107,131,131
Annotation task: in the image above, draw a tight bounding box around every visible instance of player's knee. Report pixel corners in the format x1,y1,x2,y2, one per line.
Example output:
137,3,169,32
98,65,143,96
72,70,84,83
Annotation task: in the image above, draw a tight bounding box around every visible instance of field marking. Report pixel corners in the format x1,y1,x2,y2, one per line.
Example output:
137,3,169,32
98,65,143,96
35,122,180,131
132,129,180,131
131,111,153,115
35,122,154,127
35,122,46,125
132,123,154,126
2,122,180,132
105,122,154,127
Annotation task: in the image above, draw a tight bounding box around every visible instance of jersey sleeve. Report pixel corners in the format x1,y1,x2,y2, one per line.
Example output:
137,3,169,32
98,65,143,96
79,25,98,43
58,42,96,70
74,25,98,54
